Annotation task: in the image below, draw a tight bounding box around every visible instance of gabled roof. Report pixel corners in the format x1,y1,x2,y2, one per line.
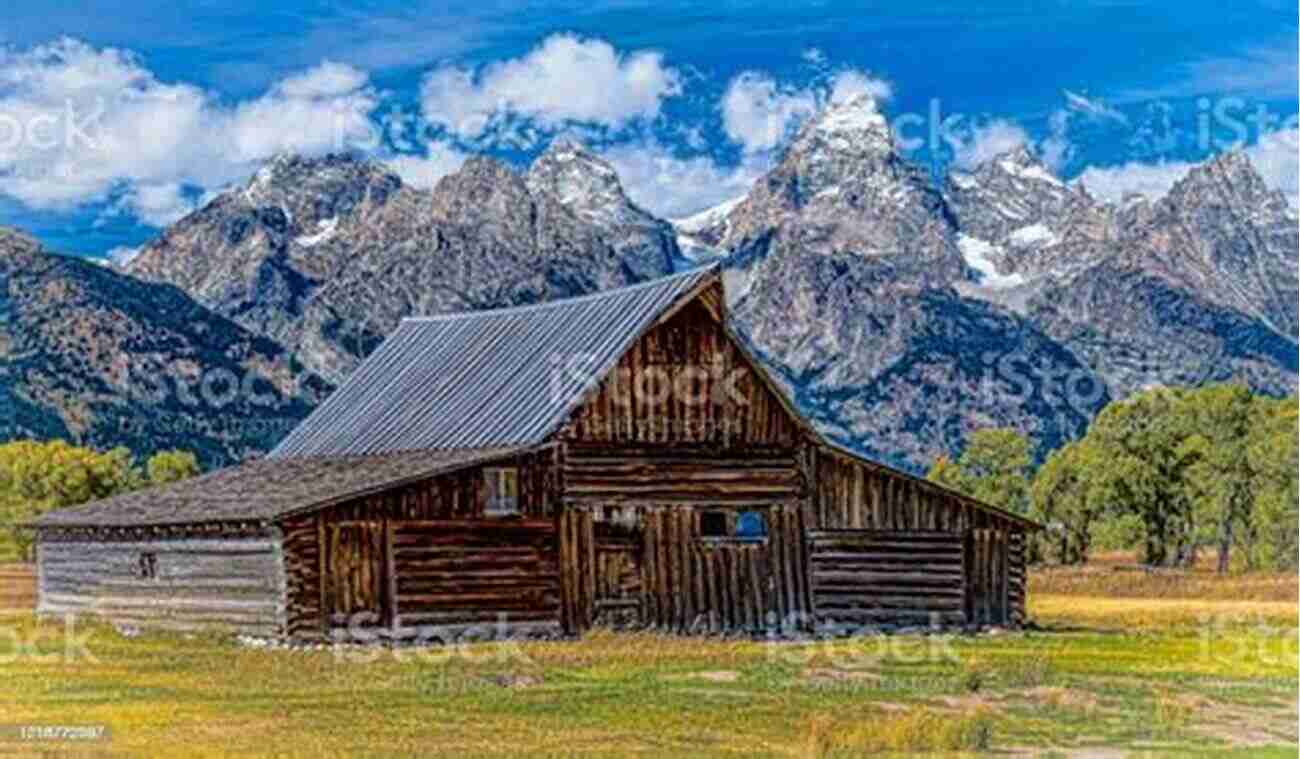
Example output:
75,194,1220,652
272,266,719,458
35,447,527,528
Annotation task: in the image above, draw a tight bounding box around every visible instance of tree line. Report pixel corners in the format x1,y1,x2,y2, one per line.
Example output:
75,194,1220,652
928,384,1298,573
0,440,201,562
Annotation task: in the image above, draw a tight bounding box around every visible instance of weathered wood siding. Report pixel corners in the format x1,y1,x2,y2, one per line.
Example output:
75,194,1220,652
811,447,1032,627
392,520,560,630
813,447,1018,532
562,504,811,634
561,297,803,450
36,532,283,636
965,528,1011,626
563,445,802,505
280,450,561,639
1008,531,1026,626
809,531,964,627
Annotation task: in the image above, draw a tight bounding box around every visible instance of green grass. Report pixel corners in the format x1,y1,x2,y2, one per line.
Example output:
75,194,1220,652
0,598,1295,757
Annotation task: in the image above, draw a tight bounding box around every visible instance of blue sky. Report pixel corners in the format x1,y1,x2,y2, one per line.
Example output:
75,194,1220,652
1,1,1295,257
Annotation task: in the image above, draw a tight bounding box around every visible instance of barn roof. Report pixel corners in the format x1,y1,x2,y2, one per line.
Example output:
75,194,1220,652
271,265,719,458
33,447,526,528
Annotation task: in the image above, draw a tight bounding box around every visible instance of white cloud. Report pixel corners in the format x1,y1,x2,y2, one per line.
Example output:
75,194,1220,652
1245,129,1299,206
1075,129,1299,207
384,144,468,190
1063,90,1128,124
1075,160,1191,203
601,141,767,220
828,70,893,105
720,72,818,154
105,244,142,266
720,69,892,154
0,39,377,220
949,120,1030,170
120,182,195,227
801,48,827,66
419,34,681,142
1122,38,1299,101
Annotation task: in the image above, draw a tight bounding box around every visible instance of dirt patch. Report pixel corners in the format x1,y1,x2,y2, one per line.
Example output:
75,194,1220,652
489,673,543,689
693,670,740,683
934,693,1001,713
1183,696,1299,748
1023,686,1102,713
803,667,883,686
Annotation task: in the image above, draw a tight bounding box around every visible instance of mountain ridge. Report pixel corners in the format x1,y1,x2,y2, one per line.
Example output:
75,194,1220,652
9,98,1297,470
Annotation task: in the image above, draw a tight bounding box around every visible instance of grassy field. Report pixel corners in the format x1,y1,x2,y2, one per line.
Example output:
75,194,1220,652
1,560,1296,756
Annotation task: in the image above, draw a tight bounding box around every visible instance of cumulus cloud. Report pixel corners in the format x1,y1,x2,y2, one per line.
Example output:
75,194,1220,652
119,182,196,227
384,143,468,189
1076,129,1299,207
601,141,767,219
419,34,682,142
720,69,892,154
948,119,1031,170
0,38,377,223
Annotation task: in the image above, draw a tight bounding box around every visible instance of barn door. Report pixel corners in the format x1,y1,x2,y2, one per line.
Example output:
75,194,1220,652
964,529,1009,626
325,521,390,629
592,515,643,628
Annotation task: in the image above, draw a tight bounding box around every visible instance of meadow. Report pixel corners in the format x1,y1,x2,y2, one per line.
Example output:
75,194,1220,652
1,558,1296,757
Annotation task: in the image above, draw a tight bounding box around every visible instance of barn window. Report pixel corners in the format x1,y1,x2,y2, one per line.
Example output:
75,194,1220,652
700,511,727,537
484,467,520,516
138,552,158,580
735,511,768,540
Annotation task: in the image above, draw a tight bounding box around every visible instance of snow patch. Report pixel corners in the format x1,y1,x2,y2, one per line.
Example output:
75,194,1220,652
1008,223,1058,247
816,97,887,134
957,234,1026,289
671,195,744,234
998,157,1063,186
295,216,338,247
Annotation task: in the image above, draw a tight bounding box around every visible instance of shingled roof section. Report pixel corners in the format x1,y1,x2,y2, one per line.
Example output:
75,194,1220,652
271,265,719,458
34,447,526,527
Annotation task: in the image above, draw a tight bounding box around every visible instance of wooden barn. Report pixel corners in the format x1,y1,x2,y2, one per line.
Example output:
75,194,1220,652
34,266,1039,641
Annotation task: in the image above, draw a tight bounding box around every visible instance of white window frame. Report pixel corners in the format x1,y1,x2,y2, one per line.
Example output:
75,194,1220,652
484,467,520,516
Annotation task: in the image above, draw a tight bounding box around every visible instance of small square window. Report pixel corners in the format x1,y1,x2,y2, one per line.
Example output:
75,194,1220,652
484,467,519,516
138,552,158,580
700,511,727,538
735,510,768,540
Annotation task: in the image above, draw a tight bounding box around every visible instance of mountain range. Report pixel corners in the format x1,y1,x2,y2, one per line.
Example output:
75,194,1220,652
4,96,1296,470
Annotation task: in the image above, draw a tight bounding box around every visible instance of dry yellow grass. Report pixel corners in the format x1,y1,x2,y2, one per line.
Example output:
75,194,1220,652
0,563,35,610
1030,594,1298,629
1030,551,1299,602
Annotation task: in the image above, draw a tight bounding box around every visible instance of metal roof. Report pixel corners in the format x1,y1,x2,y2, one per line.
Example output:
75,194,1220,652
271,265,719,458
34,447,527,527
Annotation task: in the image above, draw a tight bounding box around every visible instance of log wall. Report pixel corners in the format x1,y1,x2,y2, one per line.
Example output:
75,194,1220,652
809,530,965,627
36,531,284,636
279,450,562,638
563,444,802,505
391,520,560,630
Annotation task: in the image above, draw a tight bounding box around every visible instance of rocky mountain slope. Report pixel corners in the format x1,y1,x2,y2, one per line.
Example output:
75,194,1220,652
2,227,330,467
127,148,675,384
945,143,1298,399
6,96,1296,471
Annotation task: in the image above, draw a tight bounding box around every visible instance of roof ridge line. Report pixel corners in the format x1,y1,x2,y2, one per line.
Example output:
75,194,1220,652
401,264,719,323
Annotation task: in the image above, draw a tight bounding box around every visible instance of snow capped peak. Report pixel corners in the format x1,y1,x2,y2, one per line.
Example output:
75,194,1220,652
992,147,1063,186
813,94,888,134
